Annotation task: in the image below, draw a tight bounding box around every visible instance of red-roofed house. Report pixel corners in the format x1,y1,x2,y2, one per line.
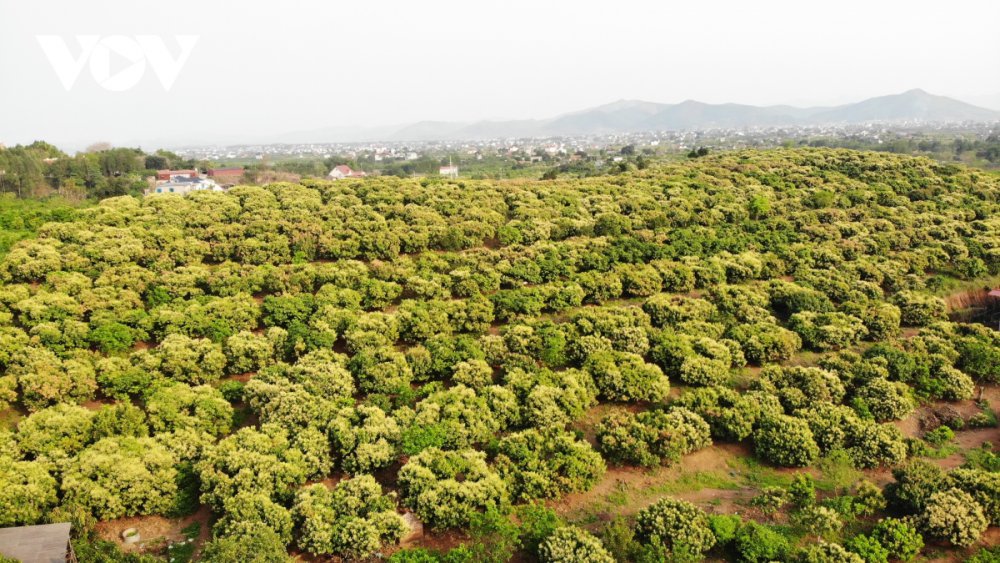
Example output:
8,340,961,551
207,167,244,186
156,169,198,181
328,165,367,180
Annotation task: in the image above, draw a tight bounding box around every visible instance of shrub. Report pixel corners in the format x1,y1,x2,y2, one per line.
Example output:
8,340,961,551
95,356,156,400
673,386,774,441
618,265,663,298
328,405,401,474
150,334,227,384
790,311,868,350
754,415,820,467
727,322,802,363
924,425,954,446
846,421,907,469
516,502,562,554
411,385,510,449
678,354,730,386
88,321,136,354
293,475,407,559
767,280,833,317
223,331,276,375
388,548,440,563
467,507,521,563
927,365,975,401
643,294,716,327
596,408,711,467
9,347,97,411
858,302,902,341
967,547,1000,563
844,534,890,563
955,333,1000,384
796,541,864,563
61,437,178,520
852,480,886,516
709,514,743,546
400,423,449,456
870,518,923,562
452,359,494,390
751,487,790,515
0,456,58,526
892,292,946,326
796,505,843,537
146,383,234,436
397,448,508,529
518,368,598,431
539,526,614,563
348,346,413,394
196,425,308,511
15,403,94,459
577,271,622,304
200,525,290,563
853,378,914,422
216,491,294,545
92,403,148,439
885,461,944,514
493,429,605,501
945,469,1000,526
584,351,670,402
735,521,790,563
757,365,846,410
635,498,716,558
920,488,988,547
789,473,817,507
218,380,245,402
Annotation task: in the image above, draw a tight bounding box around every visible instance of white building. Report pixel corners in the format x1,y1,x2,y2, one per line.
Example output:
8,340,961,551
149,176,222,195
328,165,368,180
439,165,459,178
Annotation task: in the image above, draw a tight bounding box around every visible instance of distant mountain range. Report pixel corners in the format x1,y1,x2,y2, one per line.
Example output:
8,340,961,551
274,89,1000,144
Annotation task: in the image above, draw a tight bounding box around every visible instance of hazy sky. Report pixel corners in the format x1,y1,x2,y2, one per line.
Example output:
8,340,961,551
2,0,999,150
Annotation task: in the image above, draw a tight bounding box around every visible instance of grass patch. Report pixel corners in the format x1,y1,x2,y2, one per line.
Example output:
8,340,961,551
649,469,741,495
565,466,743,526
181,522,201,541
909,438,960,460
962,444,1000,471
167,539,196,563
926,273,1000,298
769,522,809,544
727,456,793,489
605,481,632,507
923,443,960,459
814,450,862,492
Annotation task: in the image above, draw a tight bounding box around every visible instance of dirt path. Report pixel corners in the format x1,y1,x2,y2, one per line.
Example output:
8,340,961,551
892,386,1000,470
547,443,755,525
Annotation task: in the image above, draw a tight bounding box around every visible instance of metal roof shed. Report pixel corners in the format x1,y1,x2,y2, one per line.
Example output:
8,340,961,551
0,523,76,563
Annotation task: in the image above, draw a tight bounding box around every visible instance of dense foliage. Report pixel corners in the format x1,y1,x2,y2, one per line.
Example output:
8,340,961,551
0,148,998,561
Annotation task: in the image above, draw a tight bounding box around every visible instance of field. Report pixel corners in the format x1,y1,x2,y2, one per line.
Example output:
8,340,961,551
0,148,999,562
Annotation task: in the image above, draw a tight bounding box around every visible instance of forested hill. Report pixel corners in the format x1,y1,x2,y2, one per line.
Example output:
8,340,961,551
1,148,998,562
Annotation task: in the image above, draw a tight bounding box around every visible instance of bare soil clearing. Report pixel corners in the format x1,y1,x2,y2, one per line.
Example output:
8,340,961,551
95,505,213,557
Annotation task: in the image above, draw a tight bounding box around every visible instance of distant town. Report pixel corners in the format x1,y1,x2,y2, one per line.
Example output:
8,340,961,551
2,120,998,203
167,121,1000,183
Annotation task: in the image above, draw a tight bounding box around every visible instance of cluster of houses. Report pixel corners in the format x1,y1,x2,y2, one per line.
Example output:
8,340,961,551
147,167,243,195
325,164,459,180
147,161,460,195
